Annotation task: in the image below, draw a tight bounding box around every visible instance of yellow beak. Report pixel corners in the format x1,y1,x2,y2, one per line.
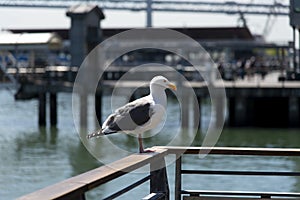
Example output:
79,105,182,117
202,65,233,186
167,83,177,91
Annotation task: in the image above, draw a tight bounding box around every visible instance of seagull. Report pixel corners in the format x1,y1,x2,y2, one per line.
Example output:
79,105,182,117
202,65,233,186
87,76,177,153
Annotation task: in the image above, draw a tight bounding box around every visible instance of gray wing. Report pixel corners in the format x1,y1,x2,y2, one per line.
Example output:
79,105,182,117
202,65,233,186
104,100,154,133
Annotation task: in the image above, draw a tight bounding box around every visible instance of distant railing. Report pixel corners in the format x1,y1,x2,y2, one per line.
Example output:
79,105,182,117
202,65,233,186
166,147,300,200
18,147,300,200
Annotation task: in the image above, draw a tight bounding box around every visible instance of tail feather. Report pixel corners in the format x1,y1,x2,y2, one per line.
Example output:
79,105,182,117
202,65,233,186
87,128,117,139
87,129,103,139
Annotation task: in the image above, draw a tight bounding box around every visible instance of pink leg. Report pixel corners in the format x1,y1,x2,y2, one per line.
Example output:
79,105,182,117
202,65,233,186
138,134,144,153
138,134,154,153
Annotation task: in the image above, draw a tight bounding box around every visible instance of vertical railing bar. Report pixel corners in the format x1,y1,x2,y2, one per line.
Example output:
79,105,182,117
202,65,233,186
175,154,182,200
150,156,170,199
80,193,86,200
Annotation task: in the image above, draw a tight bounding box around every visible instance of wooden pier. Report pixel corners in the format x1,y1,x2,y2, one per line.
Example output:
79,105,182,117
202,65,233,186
7,66,300,129
18,147,300,200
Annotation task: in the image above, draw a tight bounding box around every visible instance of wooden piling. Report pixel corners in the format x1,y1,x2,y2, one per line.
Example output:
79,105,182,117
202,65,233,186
229,97,247,127
215,97,224,128
80,93,88,130
228,97,235,127
95,91,102,127
289,97,299,127
38,93,46,126
50,93,57,127
181,89,190,129
193,96,201,132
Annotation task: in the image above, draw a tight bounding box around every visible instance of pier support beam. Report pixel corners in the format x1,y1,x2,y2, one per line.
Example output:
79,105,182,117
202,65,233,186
215,97,225,128
181,88,190,129
38,93,47,127
228,97,247,127
80,94,88,131
193,96,201,132
289,97,299,127
235,97,247,126
95,91,102,127
50,93,57,127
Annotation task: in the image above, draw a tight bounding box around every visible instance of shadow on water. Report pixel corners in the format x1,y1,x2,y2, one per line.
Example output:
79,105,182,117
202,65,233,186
68,140,100,176
15,127,58,154
216,128,300,148
12,127,100,197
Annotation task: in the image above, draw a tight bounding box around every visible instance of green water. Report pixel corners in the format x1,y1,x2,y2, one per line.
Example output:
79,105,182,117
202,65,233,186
0,89,300,199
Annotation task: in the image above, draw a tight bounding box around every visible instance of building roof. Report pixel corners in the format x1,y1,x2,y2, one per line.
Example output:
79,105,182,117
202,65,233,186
0,32,62,50
8,29,69,40
66,4,105,19
171,27,253,40
102,27,254,41
8,26,254,41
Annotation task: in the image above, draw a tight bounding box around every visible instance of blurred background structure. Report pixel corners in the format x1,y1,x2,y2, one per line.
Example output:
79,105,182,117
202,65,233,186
1,1,300,199
0,0,299,129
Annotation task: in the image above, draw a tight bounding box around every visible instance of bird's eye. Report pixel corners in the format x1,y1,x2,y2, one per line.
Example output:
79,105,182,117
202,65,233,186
163,80,167,83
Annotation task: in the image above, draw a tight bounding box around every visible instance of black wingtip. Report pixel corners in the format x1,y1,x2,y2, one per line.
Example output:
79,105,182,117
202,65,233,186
87,129,103,139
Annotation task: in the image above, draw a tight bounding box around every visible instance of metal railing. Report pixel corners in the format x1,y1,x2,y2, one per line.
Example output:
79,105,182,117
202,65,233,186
167,147,300,200
18,147,300,200
17,148,169,200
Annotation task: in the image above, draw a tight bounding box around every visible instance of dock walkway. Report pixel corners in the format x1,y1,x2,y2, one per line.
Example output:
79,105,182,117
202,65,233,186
2,66,300,128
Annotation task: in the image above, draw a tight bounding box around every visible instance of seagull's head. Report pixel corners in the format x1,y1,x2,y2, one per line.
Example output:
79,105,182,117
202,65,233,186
150,76,177,91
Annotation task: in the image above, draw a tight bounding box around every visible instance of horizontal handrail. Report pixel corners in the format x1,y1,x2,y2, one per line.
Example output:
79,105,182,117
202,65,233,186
17,148,168,200
157,146,300,156
181,190,300,198
181,170,300,176
18,147,300,200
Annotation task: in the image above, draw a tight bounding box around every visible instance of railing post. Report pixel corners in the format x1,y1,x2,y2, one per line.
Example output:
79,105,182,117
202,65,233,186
175,155,182,200
59,191,86,200
150,156,170,199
